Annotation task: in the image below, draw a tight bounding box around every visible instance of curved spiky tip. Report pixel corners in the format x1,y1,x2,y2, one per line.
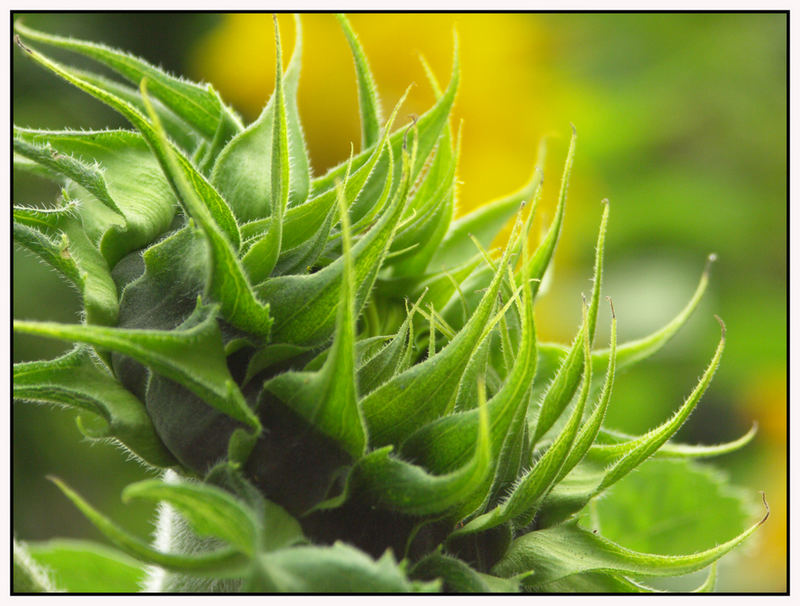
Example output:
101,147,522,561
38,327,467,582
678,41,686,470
601,197,609,206
704,252,718,276
569,122,577,137
759,491,770,525
14,34,32,54
606,295,616,319
714,314,726,338
402,115,418,151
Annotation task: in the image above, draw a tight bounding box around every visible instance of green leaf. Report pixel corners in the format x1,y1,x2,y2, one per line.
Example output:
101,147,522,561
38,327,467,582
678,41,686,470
15,21,242,139
527,570,653,593
265,182,366,458
24,539,147,593
48,477,248,576
491,510,766,590
337,14,383,150
247,542,439,593
123,479,260,556
590,458,757,557
13,539,58,593
13,346,175,468
14,303,260,431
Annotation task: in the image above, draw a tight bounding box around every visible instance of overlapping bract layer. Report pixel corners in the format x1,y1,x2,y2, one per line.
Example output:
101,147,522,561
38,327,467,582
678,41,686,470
13,15,762,593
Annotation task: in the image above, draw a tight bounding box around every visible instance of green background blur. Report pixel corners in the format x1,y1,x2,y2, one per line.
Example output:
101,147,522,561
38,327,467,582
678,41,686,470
12,12,786,592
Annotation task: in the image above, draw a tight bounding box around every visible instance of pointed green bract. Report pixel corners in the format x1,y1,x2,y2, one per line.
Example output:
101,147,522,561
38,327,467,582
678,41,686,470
400,258,536,484
492,508,766,589
14,21,242,139
589,423,758,463
360,217,523,447
22,539,147,593
140,83,273,338
357,312,412,396
122,479,260,556
13,539,58,593
554,303,617,485
13,346,174,468
264,182,366,458
15,128,178,266
431,166,543,272
13,222,82,287
239,17,290,283
212,16,305,224
453,303,593,536
256,144,411,347
338,14,383,150
532,198,606,446
596,319,726,493
14,304,260,431
48,477,249,576
351,381,490,517
309,32,458,201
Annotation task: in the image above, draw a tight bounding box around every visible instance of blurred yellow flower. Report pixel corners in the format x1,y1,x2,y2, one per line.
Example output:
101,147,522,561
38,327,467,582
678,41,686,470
190,13,567,215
